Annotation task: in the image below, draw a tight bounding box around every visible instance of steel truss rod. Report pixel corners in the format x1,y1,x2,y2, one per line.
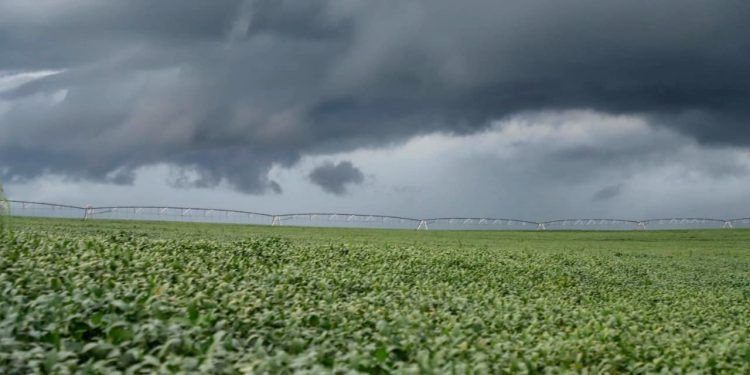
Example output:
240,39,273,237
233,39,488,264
6,201,749,230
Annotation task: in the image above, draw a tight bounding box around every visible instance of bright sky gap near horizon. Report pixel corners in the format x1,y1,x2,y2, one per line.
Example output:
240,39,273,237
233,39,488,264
2,1,750,221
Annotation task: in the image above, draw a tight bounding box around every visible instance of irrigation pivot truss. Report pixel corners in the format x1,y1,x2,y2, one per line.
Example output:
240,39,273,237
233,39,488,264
6,200,750,231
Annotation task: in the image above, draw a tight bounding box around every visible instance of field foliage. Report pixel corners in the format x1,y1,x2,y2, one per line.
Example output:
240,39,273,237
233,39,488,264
1,218,750,373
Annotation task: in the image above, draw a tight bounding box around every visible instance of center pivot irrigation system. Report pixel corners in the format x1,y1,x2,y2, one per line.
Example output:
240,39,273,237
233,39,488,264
4,200,750,231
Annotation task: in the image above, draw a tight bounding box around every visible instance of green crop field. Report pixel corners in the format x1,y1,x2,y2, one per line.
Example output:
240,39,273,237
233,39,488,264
1,217,749,373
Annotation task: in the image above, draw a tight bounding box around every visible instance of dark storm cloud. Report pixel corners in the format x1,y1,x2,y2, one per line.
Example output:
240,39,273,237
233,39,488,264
308,161,364,195
593,184,623,202
2,0,750,193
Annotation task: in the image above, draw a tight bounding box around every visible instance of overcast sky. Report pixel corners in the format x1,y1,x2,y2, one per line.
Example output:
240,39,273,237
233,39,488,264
2,0,750,221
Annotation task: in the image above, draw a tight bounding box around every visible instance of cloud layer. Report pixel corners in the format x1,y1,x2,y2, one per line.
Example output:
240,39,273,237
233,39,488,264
1,0,750,195
8,111,750,220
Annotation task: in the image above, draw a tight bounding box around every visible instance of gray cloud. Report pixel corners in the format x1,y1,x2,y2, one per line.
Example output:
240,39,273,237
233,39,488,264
308,160,364,195
1,0,750,194
593,184,623,202
4,111,750,221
